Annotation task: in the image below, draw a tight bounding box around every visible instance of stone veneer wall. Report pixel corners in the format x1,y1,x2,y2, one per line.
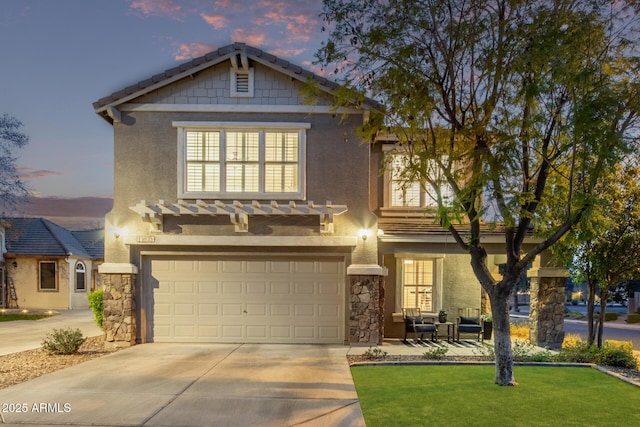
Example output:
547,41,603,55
529,272,567,349
102,273,136,347
349,275,384,345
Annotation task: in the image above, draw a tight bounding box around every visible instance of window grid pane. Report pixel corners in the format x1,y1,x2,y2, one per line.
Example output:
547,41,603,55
265,132,298,193
186,131,220,192
403,260,434,312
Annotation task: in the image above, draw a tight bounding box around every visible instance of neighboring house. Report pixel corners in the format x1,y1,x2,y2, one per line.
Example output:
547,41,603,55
1,218,104,310
93,43,564,348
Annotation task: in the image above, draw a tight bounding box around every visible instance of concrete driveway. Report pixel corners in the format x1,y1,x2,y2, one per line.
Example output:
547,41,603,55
0,343,365,427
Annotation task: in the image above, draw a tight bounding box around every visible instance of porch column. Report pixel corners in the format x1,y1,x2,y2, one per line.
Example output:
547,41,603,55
347,264,387,345
528,267,569,349
98,263,138,348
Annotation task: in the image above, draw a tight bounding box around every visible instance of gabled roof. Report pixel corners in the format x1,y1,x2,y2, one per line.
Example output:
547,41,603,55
3,218,102,259
93,42,376,123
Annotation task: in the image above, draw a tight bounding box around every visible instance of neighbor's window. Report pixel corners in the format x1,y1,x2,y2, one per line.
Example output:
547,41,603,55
177,122,308,199
75,262,86,292
39,261,57,291
401,259,434,312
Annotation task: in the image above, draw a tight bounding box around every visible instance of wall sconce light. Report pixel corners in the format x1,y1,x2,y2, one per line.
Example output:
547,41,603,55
358,229,373,241
110,228,126,239
12,261,17,268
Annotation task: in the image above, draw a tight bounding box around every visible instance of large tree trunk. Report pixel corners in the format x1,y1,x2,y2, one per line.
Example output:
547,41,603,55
469,246,517,386
490,292,516,386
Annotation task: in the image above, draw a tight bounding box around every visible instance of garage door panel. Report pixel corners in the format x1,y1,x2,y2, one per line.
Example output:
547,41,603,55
246,303,267,315
294,326,315,339
222,281,243,294
222,304,243,315
294,282,315,295
198,325,219,338
246,325,267,339
198,282,219,293
149,257,344,343
246,282,267,294
198,304,219,315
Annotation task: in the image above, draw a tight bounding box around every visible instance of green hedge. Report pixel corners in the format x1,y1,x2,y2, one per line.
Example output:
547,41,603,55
87,289,104,329
604,312,619,321
627,313,640,324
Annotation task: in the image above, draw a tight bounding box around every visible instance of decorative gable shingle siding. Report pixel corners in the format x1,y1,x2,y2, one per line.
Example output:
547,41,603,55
132,62,332,107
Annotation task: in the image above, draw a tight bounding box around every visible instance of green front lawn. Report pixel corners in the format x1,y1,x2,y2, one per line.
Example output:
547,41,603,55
352,365,640,427
0,313,52,322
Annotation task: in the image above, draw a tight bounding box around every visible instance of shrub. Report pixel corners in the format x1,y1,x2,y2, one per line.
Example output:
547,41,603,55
510,323,530,340
594,343,638,369
422,346,448,360
41,328,86,355
554,339,638,369
363,347,387,360
87,289,104,329
562,334,583,349
604,312,619,322
627,313,640,324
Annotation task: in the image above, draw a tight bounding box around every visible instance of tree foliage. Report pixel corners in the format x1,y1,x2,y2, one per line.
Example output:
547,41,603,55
315,0,640,385
0,113,30,211
556,157,640,347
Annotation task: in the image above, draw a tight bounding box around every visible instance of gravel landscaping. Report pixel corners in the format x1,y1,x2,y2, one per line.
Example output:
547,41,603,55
0,336,118,390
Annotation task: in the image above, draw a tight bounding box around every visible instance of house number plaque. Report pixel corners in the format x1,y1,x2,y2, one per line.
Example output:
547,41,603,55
136,235,156,243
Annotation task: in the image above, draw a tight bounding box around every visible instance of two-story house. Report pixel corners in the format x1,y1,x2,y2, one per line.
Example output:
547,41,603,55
94,43,566,348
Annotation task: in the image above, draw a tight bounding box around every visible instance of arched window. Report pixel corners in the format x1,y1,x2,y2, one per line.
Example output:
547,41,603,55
75,262,86,291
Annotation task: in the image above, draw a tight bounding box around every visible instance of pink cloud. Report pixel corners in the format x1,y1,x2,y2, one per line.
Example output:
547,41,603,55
201,13,227,29
128,0,184,18
174,42,216,60
17,168,64,180
231,28,266,47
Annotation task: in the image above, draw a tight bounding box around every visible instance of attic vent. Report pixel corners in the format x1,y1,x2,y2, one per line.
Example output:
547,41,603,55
230,52,254,98
230,68,254,98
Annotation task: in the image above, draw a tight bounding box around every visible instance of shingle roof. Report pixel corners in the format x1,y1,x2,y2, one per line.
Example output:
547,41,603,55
93,42,379,121
3,218,102,259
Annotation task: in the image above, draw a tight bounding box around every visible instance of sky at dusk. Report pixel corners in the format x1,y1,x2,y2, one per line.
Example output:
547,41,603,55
1,0,327,201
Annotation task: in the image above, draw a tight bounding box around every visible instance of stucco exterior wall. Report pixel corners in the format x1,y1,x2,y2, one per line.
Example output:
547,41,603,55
5,257,70,309
105,109,377,266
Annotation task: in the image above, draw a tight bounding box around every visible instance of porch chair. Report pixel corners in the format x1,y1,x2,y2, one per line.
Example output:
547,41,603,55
402,307,438,342
456,308,483,342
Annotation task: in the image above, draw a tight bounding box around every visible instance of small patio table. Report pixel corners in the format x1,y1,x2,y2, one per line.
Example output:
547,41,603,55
435,322,455,342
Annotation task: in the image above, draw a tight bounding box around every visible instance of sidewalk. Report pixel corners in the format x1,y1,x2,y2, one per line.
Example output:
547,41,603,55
0,309,102,356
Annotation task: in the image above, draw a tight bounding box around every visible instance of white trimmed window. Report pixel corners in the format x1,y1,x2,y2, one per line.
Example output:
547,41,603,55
176,122,308,199
75,262,86,292
396,256,444,313
39,261,57,291
383,150,454,212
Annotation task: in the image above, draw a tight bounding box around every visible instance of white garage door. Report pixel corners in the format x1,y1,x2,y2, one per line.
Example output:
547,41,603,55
146,256,345,343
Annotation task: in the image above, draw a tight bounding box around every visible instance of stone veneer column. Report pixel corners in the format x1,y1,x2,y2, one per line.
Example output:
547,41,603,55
347,265,387,345
528,267,569,349
98,263,138,348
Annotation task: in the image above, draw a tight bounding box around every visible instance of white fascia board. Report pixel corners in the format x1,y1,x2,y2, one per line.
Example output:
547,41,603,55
172,121,311,129
121,103,362,115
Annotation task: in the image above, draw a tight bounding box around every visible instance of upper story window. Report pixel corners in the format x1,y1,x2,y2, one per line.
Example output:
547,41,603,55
383,149,454,213
175,121,309,200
